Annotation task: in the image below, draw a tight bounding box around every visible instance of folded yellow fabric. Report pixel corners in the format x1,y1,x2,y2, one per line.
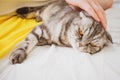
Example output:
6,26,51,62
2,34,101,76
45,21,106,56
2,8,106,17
0,15,42,59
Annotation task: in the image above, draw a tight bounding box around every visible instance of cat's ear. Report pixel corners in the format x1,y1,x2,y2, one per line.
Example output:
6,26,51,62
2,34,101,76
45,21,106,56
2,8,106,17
79,11,86,18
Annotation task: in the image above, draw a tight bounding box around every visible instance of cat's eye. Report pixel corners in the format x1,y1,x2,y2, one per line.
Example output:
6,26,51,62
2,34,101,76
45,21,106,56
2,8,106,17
79,29,83,36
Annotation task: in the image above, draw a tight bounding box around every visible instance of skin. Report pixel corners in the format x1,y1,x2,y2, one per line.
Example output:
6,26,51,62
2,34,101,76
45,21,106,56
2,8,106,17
65,0,113,28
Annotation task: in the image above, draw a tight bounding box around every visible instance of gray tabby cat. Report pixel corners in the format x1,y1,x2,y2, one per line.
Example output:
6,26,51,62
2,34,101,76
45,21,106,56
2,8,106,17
9,0,112,64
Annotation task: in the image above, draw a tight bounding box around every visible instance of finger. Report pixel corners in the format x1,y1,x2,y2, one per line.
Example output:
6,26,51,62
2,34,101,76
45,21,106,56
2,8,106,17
78,1,100,22
88,0,107,28
96,7,107,28
94,0,107,28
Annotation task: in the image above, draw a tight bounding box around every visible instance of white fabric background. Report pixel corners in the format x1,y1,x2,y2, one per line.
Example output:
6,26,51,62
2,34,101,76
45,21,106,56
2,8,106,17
0,1,120,80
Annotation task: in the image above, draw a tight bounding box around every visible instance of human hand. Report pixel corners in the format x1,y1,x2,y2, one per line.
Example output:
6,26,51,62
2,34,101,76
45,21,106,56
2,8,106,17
65,0,107,28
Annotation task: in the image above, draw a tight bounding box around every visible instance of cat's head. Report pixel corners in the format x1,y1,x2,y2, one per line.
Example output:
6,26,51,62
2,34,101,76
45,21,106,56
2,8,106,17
78,11,113,54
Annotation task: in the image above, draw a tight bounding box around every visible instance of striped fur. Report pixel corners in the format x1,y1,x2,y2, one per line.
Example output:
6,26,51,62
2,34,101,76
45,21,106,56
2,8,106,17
9,0,112,64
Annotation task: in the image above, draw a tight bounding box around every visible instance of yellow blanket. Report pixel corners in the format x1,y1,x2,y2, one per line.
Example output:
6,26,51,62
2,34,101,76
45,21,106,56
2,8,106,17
0,15,42,59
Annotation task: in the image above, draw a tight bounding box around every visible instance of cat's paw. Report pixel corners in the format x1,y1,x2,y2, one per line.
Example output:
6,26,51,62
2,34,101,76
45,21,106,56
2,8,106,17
9,49,27,64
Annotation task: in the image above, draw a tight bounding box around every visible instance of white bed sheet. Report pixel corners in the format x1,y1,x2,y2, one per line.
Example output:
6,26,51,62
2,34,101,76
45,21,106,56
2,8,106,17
0,3,120,80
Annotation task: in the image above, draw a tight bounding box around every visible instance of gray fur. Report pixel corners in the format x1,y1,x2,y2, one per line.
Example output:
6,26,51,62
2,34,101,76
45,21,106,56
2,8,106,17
9,0,112,64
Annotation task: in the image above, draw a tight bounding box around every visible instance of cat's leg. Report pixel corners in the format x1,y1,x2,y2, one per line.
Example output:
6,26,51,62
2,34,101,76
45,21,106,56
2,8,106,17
9,25,43,64
16,7,42,22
